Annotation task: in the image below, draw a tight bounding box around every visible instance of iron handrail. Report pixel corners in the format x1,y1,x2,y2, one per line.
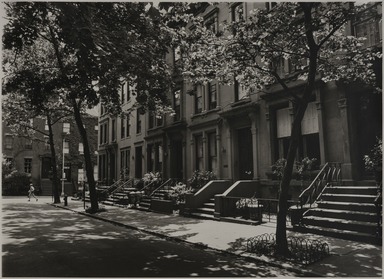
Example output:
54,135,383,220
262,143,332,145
374,182,382,237
299,162,342,208
110,178,133,196
99,179,121,195
149,178,172,197
141,179,160,196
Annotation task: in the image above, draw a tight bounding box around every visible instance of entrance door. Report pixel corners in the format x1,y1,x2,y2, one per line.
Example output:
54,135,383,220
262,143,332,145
135,146,143,178
170,140,183,180
238,128,253,180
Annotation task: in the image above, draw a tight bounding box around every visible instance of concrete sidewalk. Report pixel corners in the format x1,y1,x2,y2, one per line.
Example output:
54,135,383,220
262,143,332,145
53,198,382,277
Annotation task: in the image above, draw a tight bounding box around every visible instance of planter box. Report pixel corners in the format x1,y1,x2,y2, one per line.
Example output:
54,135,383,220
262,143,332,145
289,207,306,226
150,199,173,214
248,205,263,222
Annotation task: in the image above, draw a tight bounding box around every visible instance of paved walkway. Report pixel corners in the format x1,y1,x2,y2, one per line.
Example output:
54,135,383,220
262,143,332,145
51,197,381,277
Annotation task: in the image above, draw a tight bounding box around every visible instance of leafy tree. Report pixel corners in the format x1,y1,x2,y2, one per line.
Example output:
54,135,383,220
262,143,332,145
170,2,381,255
3,2,174,212
3,40,73,203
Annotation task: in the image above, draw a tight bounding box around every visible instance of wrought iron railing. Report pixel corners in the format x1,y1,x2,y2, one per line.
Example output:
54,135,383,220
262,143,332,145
149,178,178,198
299,162,342,209
374,182,382,238
141,179,161,197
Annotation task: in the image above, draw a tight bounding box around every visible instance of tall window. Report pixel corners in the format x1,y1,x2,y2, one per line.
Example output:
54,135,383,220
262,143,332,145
63,140,70,154
354,3,381,48
208,132,217,172
120,148,130,177
121,116,126,139
195,135,204,170
136,110,142,134
24,158,32,173
174,90,181,121
63,123,70,134
126,117,130,137
5,136,13,149
78,143,84,154
195,87,203,114
235,80,248,101
111,119,116,141
44,136,50,150
208,82,217,110
99,121,108,144
231,3,244,22
276,107,291,159
205,12,218,34
121,83,125,103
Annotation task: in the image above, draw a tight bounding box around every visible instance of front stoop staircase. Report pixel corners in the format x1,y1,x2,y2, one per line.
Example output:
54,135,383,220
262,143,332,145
295,164,382,245
189,197,216,220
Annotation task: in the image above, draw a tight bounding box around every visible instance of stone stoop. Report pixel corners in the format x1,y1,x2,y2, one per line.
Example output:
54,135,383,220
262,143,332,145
297,184,382,244
189,198,216,220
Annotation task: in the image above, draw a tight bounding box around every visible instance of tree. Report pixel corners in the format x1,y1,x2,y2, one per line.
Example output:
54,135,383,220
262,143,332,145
170,2,381,255
3,40,73,203
3,2,174,212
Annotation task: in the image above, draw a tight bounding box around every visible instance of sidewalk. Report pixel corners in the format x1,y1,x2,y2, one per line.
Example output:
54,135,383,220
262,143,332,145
53,198,382,277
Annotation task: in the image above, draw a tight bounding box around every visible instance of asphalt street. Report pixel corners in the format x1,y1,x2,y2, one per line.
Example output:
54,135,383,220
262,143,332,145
2,197,302,277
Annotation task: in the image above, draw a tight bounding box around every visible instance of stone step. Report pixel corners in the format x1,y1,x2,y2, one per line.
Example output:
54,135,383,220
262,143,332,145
317,201,377,212
302,216,377,234
189,212,216,220
293,225,382,245
195,207,214,215
324,186,378,195
307,208,378,222
320,193,376,203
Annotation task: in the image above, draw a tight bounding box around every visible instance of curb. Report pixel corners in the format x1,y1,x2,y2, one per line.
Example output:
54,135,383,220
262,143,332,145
50,203,323,277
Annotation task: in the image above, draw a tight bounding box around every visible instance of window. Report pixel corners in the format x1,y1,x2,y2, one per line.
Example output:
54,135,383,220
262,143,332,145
112,119,116,142
231,3,244,22
121,116,126,139
121,83,125,103
266,2,277,11
127,84,131,101
64,163,71,182
195,87,203,114
95,125,99,131
174,46,181,63
136,110,142,134
63,123,70,134
276,107,291,159
195,134,204,170
235,80,248,101
126,117,130,137
205,12,218,34
147,143,163,172
44,136,50,150
25,139,32,149
5,136,13,149
355,17,381,48
24,158,32,173
78,143,84,154
99,121,108,144
208,82,217,110
174,90,181,121
208,132,217,172
63,140,69,154
149,112,163,129
45,120,49,131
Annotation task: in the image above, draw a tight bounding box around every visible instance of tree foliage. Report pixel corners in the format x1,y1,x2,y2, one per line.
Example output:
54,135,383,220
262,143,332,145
3,2,175,211
168,2,381,255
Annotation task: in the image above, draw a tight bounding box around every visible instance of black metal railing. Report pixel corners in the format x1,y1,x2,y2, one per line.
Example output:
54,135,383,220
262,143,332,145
246,233,330,265
149,178,179,198
375,182,382,238
299,162,342,209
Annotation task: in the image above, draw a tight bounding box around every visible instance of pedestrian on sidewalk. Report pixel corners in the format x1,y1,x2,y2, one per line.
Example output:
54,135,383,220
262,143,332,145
28,183,38,202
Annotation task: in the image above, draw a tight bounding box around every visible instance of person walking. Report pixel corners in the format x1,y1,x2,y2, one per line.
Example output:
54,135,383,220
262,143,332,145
28,183,38,202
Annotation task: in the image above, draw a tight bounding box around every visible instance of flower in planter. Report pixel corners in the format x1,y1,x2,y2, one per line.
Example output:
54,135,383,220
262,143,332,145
295,157,318,180
143,172,161,184
364,137,382,183
271,158,286,180
188,170,216,189
168,182,193,204
236,197,259,209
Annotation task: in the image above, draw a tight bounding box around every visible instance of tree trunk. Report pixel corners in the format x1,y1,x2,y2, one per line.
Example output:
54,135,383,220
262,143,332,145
72,99,99,212
47,114,61,203
275,100,309,255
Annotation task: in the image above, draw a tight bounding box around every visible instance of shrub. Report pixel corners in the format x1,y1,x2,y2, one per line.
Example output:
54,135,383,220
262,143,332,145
188,170,216,189
3,170,31,196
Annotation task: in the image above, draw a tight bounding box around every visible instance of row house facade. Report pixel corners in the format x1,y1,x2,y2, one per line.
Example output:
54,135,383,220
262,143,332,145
2,114,98,195
97,2,382,194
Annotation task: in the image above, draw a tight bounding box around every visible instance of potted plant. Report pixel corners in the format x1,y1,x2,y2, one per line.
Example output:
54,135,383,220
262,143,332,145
364,137,382,185
188,170,216,190
168,182,193,212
